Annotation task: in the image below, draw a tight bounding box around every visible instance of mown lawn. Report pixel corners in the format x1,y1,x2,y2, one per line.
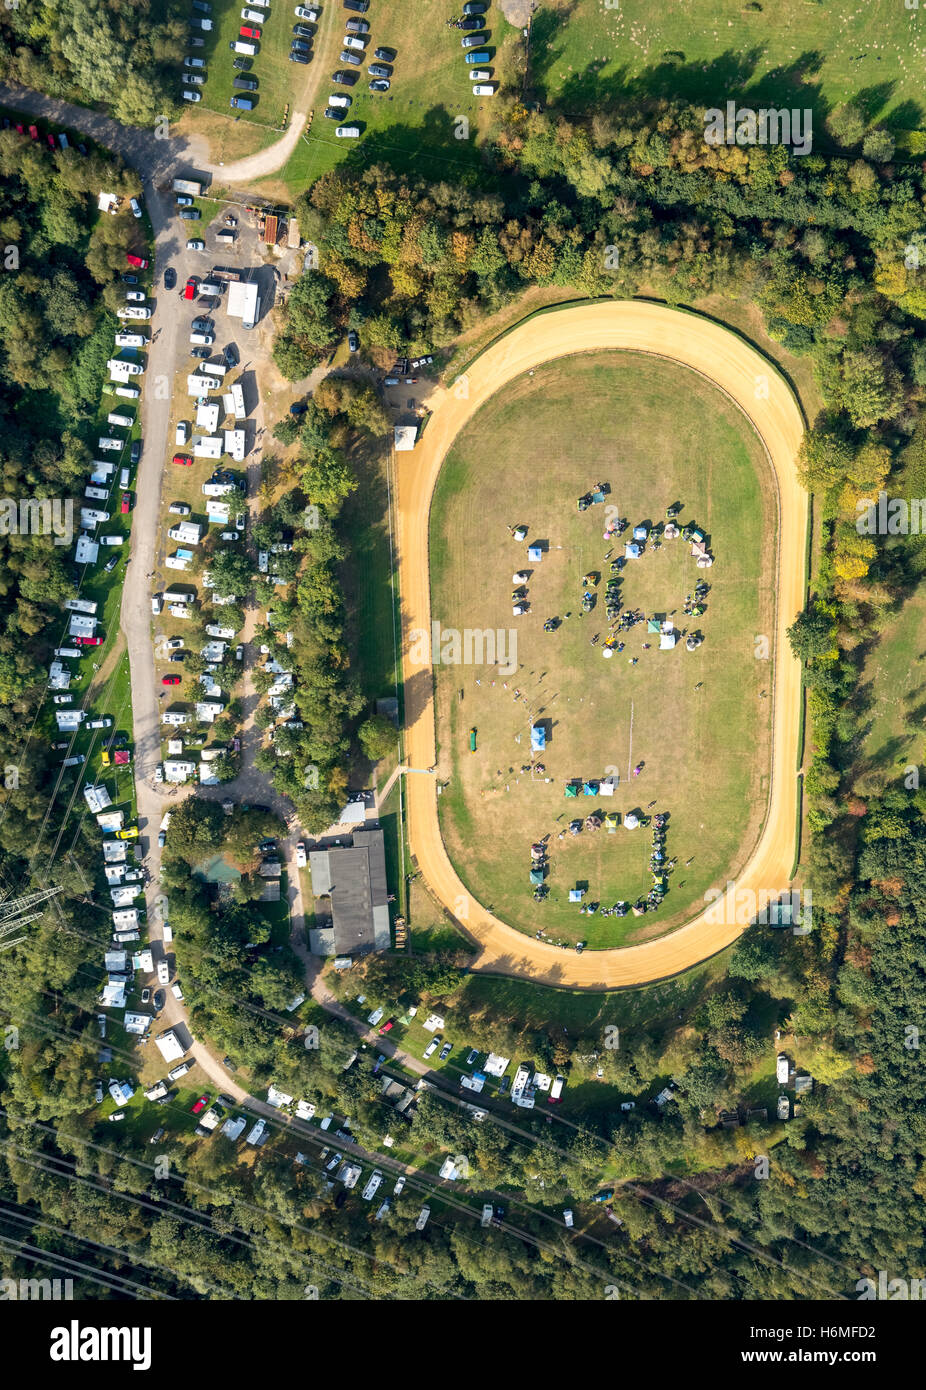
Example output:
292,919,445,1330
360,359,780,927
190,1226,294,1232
430,352,777,949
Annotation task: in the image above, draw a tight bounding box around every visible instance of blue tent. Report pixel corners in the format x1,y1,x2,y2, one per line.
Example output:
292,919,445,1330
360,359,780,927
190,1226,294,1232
568,888,583,903
529,868,544,886
531,724,546,752
583,781,598,796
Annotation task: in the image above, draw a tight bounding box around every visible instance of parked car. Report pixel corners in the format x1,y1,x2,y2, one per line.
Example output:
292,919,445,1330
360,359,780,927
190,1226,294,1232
125,289,145,302
186,238,206,251
224,344,240,367
295,841,307,867
239,25,262,38
466,1049,479,1066
182,91,203,102
460,15,484,27
180,210,201,220
469,68,491,81
173,453,193,467
328,93,351,107
191,1095,209,1114
346,17,369,31
290,49,311,62
463,1,488,12
423,1037,439,1059
439,1040,452,1061
162,676,181,686
374,45,395,60
465,50,490,63
462,32,488,47
295,4,319,16
153,990,165,1013
130,439,142,464
291,37,311,50
473,83,496,95
183,55,206,68
335,125,360,137
342,0,368,10
293,22,314,35
343,34,366,50
332,69,358,84
233,57,253,70
164,267,176,290
347,329,359,352
369,78,389,91
234,76,259,90
368,63,390,77
230,96,256,109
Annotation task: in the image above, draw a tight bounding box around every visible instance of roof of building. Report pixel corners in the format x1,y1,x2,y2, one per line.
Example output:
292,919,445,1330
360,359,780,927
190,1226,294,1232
308,826,390,955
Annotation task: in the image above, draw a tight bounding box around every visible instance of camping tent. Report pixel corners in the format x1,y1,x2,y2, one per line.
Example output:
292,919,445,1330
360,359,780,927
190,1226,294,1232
513,604,528,615
605,812,620,832
568,888,584,903
531,725,546,752
633,526,648,541
599,776,617,795
529,869,544,886
625,542,642,559
660,631,677,649
602,646,614,658
513,526,528,541
582,781,598,796
647,618,661,634
624,813,640,829
527,545,542,562
564,783,579,798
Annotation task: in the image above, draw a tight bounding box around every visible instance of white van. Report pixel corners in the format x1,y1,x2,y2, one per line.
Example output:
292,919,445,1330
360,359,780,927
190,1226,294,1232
175,421,189,446
190,332,214,346
119,467,130,488
115,386,141,400
167,1060,192,1081
335,126,360,138
107,412,133,428
199,281,223,296
232,39,257,54
130,196,142,219
151,594,163,615
85,486,109,501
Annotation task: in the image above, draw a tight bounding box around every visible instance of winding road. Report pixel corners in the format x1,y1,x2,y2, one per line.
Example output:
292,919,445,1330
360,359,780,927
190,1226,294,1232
396,300,807,989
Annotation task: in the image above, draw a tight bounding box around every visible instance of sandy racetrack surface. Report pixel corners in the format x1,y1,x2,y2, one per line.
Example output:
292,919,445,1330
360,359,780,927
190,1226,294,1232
396,300,807,989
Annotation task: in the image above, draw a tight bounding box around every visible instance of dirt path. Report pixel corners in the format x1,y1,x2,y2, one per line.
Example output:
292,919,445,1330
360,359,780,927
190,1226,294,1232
395,300,807,990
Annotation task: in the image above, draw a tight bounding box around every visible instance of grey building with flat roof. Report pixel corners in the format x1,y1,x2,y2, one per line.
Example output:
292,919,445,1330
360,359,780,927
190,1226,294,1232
308,826,390,956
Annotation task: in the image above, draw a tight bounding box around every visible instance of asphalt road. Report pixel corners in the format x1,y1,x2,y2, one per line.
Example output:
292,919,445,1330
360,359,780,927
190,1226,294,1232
396,300,807,990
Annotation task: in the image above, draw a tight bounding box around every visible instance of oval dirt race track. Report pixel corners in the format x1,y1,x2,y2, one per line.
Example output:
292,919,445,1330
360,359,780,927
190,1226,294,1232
396,300,807,990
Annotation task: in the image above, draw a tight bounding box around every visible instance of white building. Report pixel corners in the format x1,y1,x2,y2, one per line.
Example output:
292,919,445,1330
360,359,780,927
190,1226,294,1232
227,279,259,328
155,1030,186,1064
195,401,221,433
163,759,196,783
75,535,99,565
193,435,224,460
394,424,417,452
224,428,245,461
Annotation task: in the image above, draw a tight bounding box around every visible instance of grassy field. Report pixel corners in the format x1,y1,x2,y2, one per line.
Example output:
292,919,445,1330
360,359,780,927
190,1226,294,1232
856,587,926,792
533,0,926,131
268,0,520,198
194,0,308,130
429,352,777,949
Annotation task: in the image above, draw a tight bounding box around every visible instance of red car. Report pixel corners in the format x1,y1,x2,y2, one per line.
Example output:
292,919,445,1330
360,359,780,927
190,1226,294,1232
184,277,197,300
191,1095,209,1114
126,253,149,269
120,492,131,514
379,1019,394,1035
240,24,261,36
173,453,193,467
162,675,181,685
75,635,102,647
